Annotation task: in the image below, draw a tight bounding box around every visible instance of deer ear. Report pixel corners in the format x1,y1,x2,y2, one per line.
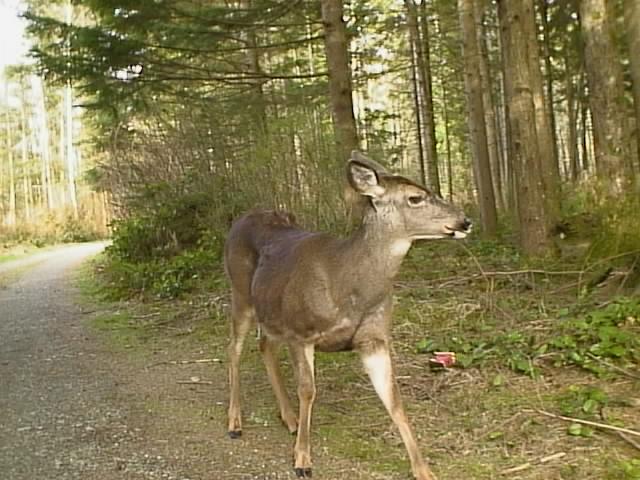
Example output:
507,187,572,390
347,160,386,197
350,150,389,174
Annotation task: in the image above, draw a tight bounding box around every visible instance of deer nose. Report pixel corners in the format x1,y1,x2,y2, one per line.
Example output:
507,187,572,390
462,218,472,231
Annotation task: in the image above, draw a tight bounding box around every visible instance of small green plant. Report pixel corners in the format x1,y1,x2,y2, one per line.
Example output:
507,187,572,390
557,385,608,418
548,298,640,375
605,458,640,480
556,385,609,438
417,331,540,377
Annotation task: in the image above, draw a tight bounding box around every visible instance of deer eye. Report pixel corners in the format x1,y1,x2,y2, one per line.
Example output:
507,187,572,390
407,195,426,207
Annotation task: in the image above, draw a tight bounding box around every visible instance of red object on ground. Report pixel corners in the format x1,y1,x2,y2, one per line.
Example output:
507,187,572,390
429,352,457,369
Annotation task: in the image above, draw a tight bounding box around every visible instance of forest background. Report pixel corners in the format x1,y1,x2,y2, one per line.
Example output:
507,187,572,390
2,0,640,271
1,1,639,478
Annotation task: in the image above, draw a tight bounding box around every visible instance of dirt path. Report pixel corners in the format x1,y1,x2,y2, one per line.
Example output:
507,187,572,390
0,243,389,480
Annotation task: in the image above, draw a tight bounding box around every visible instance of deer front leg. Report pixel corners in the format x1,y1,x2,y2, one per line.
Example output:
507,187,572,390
361,342,436,480
289,343,315,478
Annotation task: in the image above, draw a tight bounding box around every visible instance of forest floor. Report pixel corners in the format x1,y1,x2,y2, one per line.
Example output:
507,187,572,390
1,241,638,479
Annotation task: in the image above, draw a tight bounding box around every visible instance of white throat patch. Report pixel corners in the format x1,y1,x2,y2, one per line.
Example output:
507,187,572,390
390,239,412,257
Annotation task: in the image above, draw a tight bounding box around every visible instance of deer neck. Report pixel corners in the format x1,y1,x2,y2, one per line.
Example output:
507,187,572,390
342,207,412,283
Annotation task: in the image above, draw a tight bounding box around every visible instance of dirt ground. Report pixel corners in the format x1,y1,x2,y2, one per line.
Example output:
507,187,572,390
1,243,638,480
0,243,395,480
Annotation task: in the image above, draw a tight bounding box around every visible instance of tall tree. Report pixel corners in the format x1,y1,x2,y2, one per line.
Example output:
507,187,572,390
523,0,559,224
458,0,498,237
625,0,640,169
475,0,503,211
405,0,440,195
581,0,635,193
321,0,359,161
498,0,553,255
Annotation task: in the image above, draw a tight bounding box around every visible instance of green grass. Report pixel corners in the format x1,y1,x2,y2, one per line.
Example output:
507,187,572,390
78,238,640,480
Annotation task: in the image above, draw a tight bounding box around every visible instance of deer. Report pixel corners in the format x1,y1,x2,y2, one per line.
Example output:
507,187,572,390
224,151,471,480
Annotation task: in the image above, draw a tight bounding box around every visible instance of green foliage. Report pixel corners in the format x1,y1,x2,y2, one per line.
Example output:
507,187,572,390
606,458,640,480
560,185,640,261
557,385,608,419
549,298,640,375
416,331,540,378
416,297,638,378
101,245,223,299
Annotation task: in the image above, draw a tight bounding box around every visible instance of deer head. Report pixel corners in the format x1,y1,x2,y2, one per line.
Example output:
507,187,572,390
347,151,472,241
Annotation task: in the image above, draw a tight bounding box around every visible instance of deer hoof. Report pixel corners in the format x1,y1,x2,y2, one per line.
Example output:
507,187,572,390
294,467,312,478
228,430,242,439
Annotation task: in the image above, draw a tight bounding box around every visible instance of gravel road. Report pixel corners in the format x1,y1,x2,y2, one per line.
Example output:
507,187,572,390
0,242,133,479
0,243,395,480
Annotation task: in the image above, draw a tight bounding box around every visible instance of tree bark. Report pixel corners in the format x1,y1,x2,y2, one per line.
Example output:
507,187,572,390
475,0,504,211
624,0,640,171
523,0,560,225
580,0,635,194
4,105,17,225
417,1,441,195
539,0,560,173
458,0,498,237
498,0,553,255
409,38,426,185
565,56,579,182
320,0,359,161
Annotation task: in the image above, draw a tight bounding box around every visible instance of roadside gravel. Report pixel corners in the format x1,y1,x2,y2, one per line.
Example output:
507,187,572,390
0,243,389,480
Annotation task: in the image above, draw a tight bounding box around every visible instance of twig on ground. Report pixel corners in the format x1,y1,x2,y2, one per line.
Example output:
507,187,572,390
177,380,213,385
500,462,531,474
539,452,567,463
585,353,640,380
601,408,640,451
147,358,221,368
132,312,161,319
536,410,640,437
500,452,566,475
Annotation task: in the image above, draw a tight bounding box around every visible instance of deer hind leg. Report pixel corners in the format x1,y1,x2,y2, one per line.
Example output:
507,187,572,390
259,335,298,434
360,341,436,480
227,291,254,439
289,343,315,478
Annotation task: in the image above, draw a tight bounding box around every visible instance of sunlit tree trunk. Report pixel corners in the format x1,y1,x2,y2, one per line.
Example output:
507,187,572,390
539,0,560,170
64,82,78,218
625,0,640,171
34,77,54,209
475,0,503,211
409,38,426,185
523,0,559,224
417,1,440,195
565,56,579,182
581,0,635,193
498,0,553,255
4,105,17,225
320,0,359,161
459,0,498,237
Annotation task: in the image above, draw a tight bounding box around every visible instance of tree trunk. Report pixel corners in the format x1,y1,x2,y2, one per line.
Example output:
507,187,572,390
441,75,453,202
4,106,16,225
581,0,635,193
475,0,504,211
35,77,54,209
458,0,498,237
409,38,426,185
565,56,579,182
498,0,553,255
64,82,79,219
624,0,640,170
539,0,560,172
523,0,560,224
320,0,359,161
417,1,441,195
